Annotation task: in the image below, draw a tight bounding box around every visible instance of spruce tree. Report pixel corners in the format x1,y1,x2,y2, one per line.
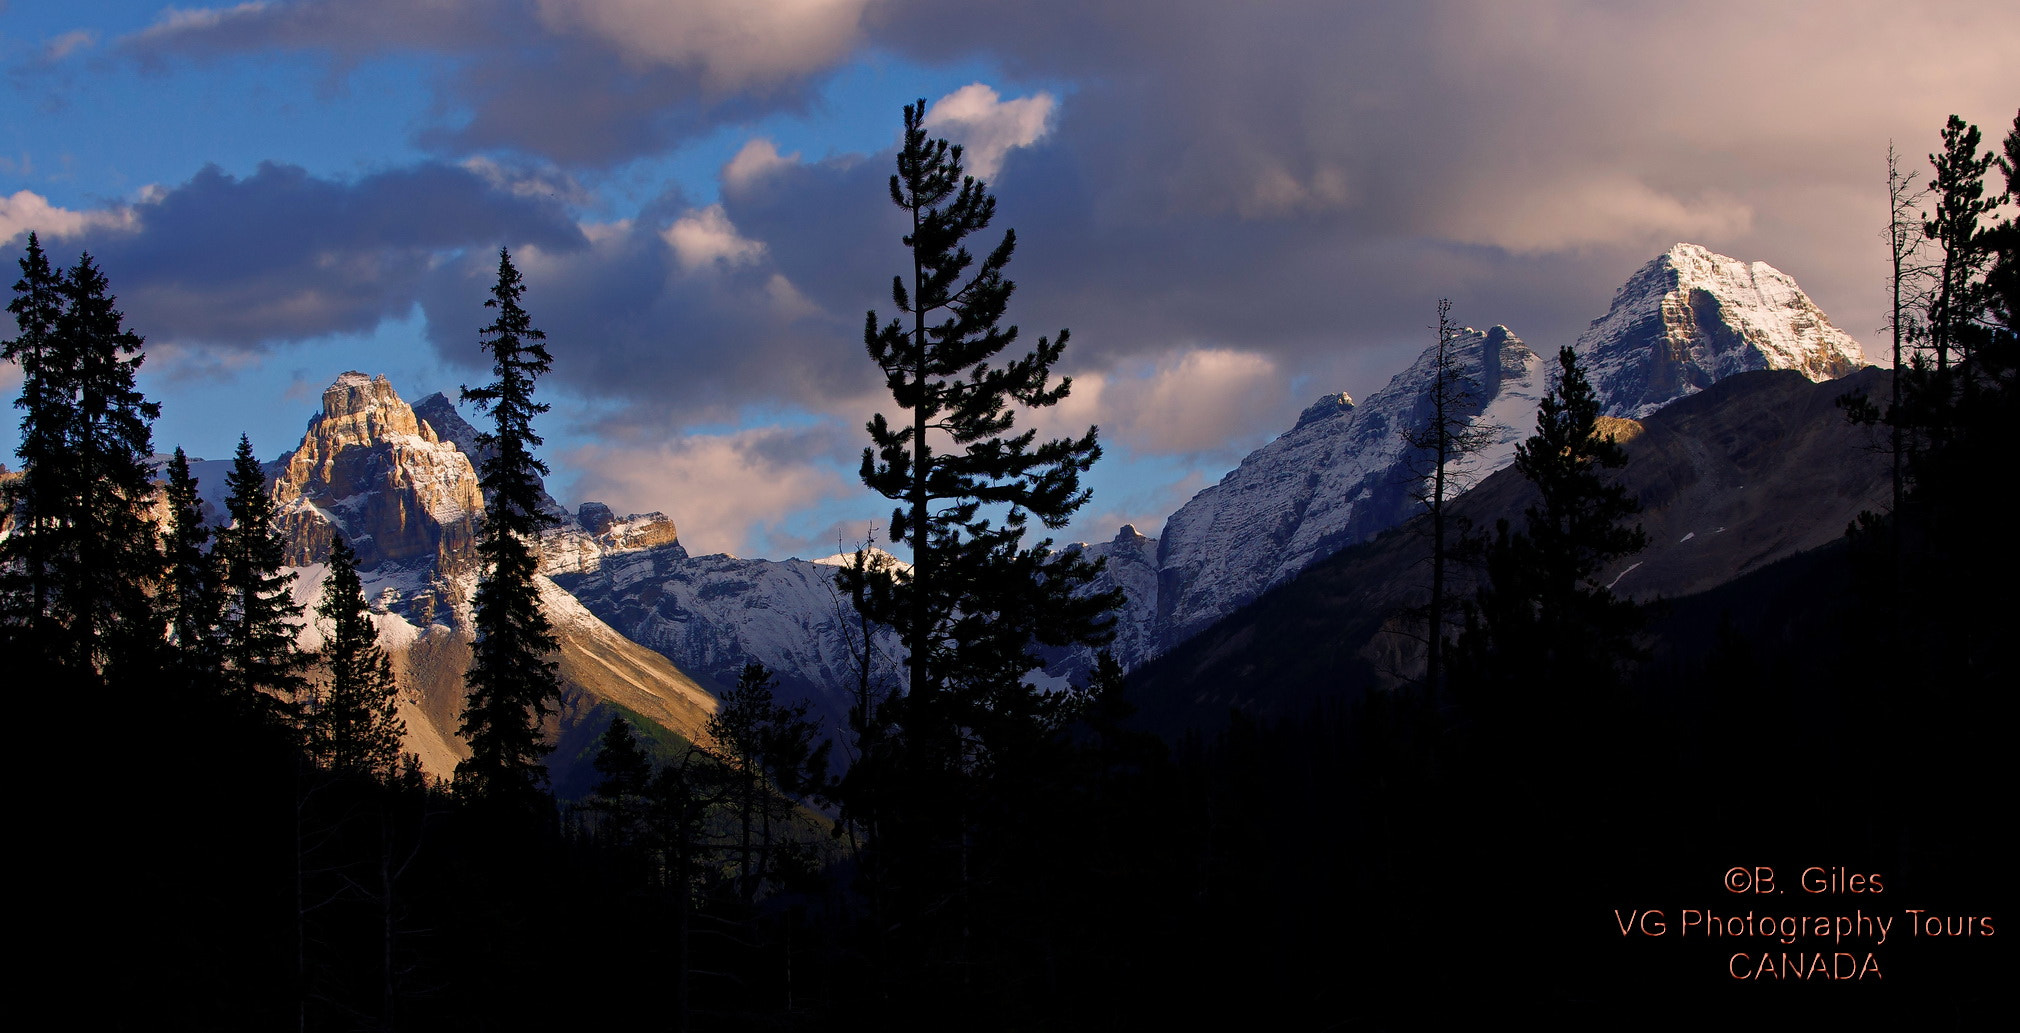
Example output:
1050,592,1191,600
162,447,226,691
456,248,560,804
314,535,404,780
1456,347,1647,722
1,234,69,661
1,245,162,682
218,433,308,719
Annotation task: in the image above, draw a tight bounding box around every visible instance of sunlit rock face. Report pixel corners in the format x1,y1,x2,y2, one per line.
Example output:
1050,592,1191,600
1576,243,1865,419
273,372,484,575
540,504,683,579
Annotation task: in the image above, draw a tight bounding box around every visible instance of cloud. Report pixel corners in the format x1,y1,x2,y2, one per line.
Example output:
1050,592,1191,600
722,139,799,193
14,162,584,351
662,204,766,271
564,424,857,557
42,29,100,61
923,84,1055,181
532,0,868,89
122,0,852,167
411,192,863,422
0,190,137,243
1088,349,1290,458
1448,178,1755,255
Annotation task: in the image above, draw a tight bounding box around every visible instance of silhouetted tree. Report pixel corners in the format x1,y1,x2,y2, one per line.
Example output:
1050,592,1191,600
1399,299,1491,700
314,534,404,779
591,713,652,849
708,660,830,904
841,96,1121,1007
1924,114,2005,372
456,249,560,807
161,447,226,691
1455,346,1647,730
1,234,68,661
1,245,162,683
218,433,308,720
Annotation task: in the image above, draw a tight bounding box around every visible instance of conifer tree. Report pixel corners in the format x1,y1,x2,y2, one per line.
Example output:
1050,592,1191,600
1923,115,2005,371
315,535,404,779
456,249,560,804
1,244,162,682
707,661,830,903
842,99,1120,990
1456,347,1647,719
1,234,69,659
162,447,226,690
218,433,308,718
848,98,1116,752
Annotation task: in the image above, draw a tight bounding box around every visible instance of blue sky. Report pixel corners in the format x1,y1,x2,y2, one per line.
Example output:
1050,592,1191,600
4,1,2015,558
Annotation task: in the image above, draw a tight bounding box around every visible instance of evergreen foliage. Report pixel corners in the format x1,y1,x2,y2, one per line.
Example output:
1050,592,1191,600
1455,346,1647,719
456,248,560,805
0,241,162,683
707,660,830,903
162,447,226,690
846,96,1117,758
1,234,68,657
839,96,1122,1007
218,433,308,717
1923,114,2006,370
314,535,404,780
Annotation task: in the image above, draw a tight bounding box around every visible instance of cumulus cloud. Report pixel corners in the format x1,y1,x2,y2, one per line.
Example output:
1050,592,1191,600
662,204,767,272
564,424,857,557
0,190,137,243
923,84,1055,181
722,139,799,193
412,194,861,422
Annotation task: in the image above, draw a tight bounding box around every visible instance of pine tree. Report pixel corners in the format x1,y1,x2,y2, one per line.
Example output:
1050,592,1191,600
1,245,162,682
217,433,308,719
1923,115,2005,372
1988,111,2020,341
456,248,560,805
314,535,404,780
161,447,226,691
849,98,1117,747
842,99,1120,994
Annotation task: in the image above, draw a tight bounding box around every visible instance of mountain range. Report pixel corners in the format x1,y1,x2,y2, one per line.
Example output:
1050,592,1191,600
203,242,1873,782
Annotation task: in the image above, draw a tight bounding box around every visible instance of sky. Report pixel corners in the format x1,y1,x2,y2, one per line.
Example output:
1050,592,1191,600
2,1,2015,560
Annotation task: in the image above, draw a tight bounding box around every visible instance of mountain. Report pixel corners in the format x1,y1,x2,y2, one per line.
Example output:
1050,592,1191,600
264,373,717,782
1087,242,1867,671
229,242,1868,770
1127,365,1893,733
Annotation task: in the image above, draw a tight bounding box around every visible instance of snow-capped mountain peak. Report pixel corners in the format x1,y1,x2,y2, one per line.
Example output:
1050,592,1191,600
1575,243,1865,418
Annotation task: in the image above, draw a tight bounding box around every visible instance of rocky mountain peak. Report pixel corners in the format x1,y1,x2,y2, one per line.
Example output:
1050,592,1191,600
273,373,483,577
1577,243,1865,417
1293,392,1356,430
